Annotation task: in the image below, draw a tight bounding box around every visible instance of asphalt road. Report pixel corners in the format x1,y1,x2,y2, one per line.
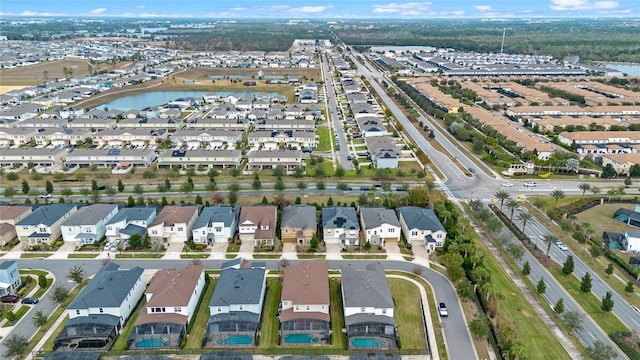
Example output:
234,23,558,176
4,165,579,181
519,216,640,335
5,258,476,360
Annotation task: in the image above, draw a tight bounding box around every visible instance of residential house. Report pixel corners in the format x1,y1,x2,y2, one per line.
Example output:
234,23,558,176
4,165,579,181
148,206,199,244
356,117,388,138
205,262,267,347
397,206,447,252
156,150,242,170
0,148,66,168
322,207,361,247
34,128,91,147
61,204,119,246
341,263,397,349
0,205,33,247
0,260,21,296
625,230,640,253
192,205,239,245
280,261,330,345
366,137,399,169
169,130,242,149
238,206,277,247
55,263,146,350
65,149,157,169
246,150,304,174
281,205,317,246
360,207,401,246
128,265,205,349
0,128,37,147
16,203,78,246
105,207,157,245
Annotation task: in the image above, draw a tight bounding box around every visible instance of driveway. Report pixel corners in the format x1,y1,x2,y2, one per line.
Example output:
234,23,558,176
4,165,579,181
385,241,404,261
325,242,343,260
210,242,228,260
281,243,298,259
238,238,254,259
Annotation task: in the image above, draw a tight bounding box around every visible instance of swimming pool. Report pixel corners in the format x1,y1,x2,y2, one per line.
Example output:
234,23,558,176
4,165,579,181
351,337,387,348
217,335,253,345
135,338,170,348
284,333,318,343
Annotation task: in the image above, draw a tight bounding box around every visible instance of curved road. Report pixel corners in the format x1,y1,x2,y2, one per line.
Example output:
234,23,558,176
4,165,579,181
5,258,476,360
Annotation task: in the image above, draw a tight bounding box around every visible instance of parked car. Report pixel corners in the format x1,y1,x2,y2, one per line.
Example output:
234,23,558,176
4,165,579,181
1,294,20,303
438,302,448,317
468,167,476,173
38,193,52,199
21,297,39,304
502,182,513,187
555,241,569,251
523,182,537,187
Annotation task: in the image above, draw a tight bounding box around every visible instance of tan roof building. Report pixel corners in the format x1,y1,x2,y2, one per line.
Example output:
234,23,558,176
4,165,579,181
0,205,33,225
148,206,199,244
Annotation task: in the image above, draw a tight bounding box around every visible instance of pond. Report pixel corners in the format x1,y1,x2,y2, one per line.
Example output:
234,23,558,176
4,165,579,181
95,90,280,111
605,63,640,76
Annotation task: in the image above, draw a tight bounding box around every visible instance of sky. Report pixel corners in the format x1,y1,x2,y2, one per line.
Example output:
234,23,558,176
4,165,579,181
1,0,638,19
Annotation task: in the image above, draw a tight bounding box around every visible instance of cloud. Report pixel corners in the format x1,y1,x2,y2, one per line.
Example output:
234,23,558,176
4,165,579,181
549,0,619,10
474,5,493,12
89,8,107,15
20,10,62,16
372,2,433,16
290,6,333,14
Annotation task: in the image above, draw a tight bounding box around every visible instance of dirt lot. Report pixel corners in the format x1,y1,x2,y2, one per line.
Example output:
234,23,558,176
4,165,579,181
0,58,121,87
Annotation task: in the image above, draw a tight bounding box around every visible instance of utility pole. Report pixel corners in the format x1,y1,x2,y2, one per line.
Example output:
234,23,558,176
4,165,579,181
500,28,506,54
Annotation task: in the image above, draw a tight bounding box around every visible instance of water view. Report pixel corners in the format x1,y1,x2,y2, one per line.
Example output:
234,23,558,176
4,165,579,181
96,91,280,111
605,63,640,76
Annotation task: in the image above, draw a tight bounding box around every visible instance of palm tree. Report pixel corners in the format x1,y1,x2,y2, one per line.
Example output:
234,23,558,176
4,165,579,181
578,183,590,198
516,211,533,233
505,198,520,222
542,233,558,257
494,190,511,210
550,189,566,204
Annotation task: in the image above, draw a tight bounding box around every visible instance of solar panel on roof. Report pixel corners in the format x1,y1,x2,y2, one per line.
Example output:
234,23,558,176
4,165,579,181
107,149,120,156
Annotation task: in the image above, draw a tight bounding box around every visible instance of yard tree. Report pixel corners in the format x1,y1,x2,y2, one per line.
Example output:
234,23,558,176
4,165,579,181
624,176,633,187
317,181,325,190
554,298,565,316
605,264,614,278
562,255,575,275
2,333,28,359
536,277,546,295
67,265,84,283
469,314,490,339
136,196,144,206
522,261,531,276
274,176,285,191
38,274,47,288
195,194,203,205
563,310,583,335
127,195,135,207
456,278,474,301
91,179,99,191
45,180,54,194
591,186,601,195
297,181,307,189
580,272,592,293
625,281,635,296
3,187,16,198
506,243,524,261
252,172,262,190
6,172,19,181
602,163,617,179
334,166,345,177
588,340,617,360
164,178,171,190
21,180,29,194
601,291,614,313
228,190,238,205
117,179,125,192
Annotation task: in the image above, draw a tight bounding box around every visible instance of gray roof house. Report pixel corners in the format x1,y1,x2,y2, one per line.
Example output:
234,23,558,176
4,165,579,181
322,207,360,247
396,206,447,251
205,264,267,347
359,207,401,246
15,203,78,246
192,205,239,245
61,204,119,246
341,263,397,349
281,205,317,245
105,207,157,244
56,263,146,350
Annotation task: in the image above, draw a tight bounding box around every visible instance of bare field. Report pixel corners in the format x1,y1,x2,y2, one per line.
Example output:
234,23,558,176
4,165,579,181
0,85,29,95
0,58,122,87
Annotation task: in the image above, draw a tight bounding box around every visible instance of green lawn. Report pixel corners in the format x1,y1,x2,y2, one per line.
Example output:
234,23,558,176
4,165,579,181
550,268,629,334
259,278,282,348
67,253,99,258
329,278,347,349
184,277,216,348
316,126,332,152
111,296,148,351
574,203,636,236
479,241,572,360
20,253,52,258
388,278,427,351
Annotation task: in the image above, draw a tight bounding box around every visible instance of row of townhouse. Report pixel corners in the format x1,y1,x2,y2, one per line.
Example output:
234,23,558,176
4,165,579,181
53,259,396,352
5,204,446,253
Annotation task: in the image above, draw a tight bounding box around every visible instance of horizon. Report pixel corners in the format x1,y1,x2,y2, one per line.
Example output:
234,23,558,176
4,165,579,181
2,0,639,19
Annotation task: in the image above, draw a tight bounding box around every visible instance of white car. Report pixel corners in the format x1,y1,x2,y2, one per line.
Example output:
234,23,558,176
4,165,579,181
502,182,513,187
38,193,52,199
523,182,537,187
555,241,569,251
